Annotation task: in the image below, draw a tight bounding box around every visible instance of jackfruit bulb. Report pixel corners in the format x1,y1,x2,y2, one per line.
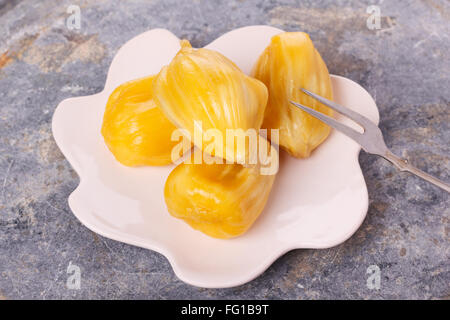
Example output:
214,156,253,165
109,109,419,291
101,75,183,166
164,159,276,239
252,32,333,158
153,40,268,164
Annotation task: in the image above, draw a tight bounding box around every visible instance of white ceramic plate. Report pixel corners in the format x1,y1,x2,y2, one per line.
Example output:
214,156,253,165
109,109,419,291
52,26,379,288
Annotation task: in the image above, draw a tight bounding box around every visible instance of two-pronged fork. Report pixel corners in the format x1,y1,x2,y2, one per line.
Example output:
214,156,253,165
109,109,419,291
290,89,450,193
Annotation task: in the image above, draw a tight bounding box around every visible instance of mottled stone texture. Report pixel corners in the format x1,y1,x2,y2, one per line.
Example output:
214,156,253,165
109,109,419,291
0,0,449,299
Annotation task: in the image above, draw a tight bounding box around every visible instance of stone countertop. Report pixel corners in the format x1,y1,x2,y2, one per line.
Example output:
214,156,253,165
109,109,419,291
0,0,448,299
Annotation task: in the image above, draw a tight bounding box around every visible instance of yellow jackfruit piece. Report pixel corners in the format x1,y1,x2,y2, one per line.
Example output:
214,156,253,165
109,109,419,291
252,32,333,158
153,40,268,164
164,155,276,239
101,76,183,166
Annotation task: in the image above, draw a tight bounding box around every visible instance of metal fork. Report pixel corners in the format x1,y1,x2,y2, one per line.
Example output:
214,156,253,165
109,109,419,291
290,89,450,193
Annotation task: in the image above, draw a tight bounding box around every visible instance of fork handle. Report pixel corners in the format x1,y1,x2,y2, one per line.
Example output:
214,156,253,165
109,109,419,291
383,151,450,193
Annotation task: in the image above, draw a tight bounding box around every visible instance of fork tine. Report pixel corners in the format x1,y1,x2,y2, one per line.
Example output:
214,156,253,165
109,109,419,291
300,88,374,129
289,100,364,145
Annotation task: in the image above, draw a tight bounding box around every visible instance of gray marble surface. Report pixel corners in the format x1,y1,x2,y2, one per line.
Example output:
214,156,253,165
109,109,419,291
0,0,449,299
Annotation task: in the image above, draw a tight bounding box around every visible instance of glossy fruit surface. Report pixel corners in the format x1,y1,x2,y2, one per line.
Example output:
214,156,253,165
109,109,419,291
164,158,276,239
153,40,268,164
252,32,333,158
101,76,181,166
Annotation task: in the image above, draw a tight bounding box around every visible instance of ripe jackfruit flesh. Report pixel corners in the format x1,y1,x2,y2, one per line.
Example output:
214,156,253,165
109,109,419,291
252,32,333,158
153,40,268,164
101,75,182,166
164,156,276,239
